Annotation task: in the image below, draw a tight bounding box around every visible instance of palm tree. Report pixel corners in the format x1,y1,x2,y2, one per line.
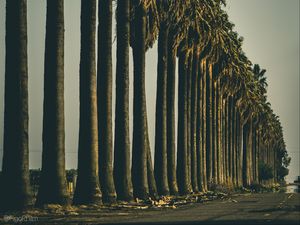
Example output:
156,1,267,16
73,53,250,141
186,52,192,190
131,0,151,199
73,0,102,205
166,26,179,196
154,0,170,196
217,78,225,184
252,64,267,183
196,59,205,191
177,43,190,195
36,0,69,206
253,64,267,91
190,48,199,193
206,63,213,184
0,0,32,211
166,0,189,196
113,0,134,202
200,59,208,191
97,0,117,204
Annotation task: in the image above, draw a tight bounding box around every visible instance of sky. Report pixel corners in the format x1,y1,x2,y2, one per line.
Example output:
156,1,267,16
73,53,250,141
0,0,299,183
226,0,299,182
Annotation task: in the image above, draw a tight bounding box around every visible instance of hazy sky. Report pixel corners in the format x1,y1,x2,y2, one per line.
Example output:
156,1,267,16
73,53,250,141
226,0,299,182
0,0,299,183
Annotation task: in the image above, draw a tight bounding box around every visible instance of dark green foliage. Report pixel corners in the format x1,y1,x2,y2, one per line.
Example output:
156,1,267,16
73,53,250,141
277,166,289,181
208,180,231,194
259,162,274,181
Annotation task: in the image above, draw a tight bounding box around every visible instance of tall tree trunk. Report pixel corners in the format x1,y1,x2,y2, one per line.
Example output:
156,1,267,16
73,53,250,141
242,118,252,187
166,29,179,195
211,78,217,182
221,98,226,185
147,145,158,198
255,128,259,183
224,98,229,185
235,109,240,186
131,3,151,199
232,103,237,187
236,112,243,187
253,122,259,183
98,0,116,203
252,124,256,183
190,50,199,193
217,80,223,184
177,49,189,195
201,59,208,191
36,0,69,206
196,58,203,191
228,96,233,186
154,22,170,196
206,63,213,185
248,117,253,184
73,0,102,205
242,120,248,187
114,0,134,202
0,0,32,211
186,53,192,191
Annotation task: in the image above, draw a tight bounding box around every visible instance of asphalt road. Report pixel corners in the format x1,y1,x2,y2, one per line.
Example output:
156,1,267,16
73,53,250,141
1,193,299,225
117,193,300,225
102,193,300,225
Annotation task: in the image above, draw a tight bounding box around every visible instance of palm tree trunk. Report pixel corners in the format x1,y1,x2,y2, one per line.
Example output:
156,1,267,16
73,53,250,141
215,79,221,184
221,98,227,185
242,117,253,187
177,49,189,195
196,58,203,191
252,124,257,183
257,129,261,184
1,0,32,211
235,109,238,186
186,52,193,191
97,0,116,204
218,79,224,184
73,0,102,205
201,59,208,191
232,104,237,187
154,21,170,196
166,28,179,196
37,0,69,206
228,96,233,186
248,117,253,184
114,0,134,202
211,78,217,183
225,98,230,185
236,112,243,187
242,120,248,187
206,63,213,185
131,3,151,199
255,129,259,182
190,50,199,193
147,145,158,198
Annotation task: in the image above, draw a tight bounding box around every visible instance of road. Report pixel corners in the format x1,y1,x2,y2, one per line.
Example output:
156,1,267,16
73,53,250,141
1,193,299,225
103,193,300,225
117,193,300,225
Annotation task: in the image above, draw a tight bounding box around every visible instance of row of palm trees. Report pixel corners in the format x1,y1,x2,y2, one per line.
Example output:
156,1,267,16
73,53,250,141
0,0,289,211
